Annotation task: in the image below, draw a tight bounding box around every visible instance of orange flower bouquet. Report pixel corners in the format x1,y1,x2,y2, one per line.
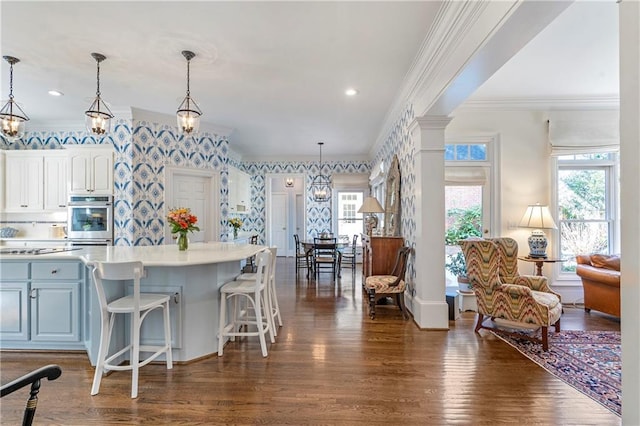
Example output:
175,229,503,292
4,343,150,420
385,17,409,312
168,208,200,250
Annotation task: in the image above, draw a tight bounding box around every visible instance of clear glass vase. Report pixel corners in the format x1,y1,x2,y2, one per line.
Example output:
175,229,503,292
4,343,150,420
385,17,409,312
177,233,189,251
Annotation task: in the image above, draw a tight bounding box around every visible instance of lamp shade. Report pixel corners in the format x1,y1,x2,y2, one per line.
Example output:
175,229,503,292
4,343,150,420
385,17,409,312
519,204,557,229
519,203,557,258
357,197,384,214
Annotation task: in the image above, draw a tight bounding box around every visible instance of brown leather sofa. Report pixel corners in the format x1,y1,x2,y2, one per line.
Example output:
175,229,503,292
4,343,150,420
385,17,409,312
576,254,620,317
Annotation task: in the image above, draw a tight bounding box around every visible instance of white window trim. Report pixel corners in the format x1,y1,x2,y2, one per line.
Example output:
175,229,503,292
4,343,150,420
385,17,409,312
551,153,620,282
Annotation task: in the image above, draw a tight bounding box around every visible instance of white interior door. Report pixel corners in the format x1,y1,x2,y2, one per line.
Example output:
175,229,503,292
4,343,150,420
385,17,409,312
271,193,288,252
172,175,209,243
295,193,305,241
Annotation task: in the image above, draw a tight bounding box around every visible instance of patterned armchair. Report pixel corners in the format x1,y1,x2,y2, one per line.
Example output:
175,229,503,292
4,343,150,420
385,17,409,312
460,239,562,351
488,237,562,301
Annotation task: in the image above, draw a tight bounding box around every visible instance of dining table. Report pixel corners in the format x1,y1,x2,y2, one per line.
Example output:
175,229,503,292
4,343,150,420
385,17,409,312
301,239,348,278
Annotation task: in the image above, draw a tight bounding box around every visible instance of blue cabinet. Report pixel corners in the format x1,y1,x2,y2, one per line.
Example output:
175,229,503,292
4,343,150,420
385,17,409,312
0,260,83,349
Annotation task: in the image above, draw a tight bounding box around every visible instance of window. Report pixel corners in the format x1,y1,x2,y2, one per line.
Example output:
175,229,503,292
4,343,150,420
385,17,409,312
445,143,487,161
444,136,496,288
337,191,364,239
555,153,619,273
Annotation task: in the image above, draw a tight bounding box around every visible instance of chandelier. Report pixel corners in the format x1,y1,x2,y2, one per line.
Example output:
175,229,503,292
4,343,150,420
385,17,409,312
0,56,29,142
310,142,331,202
176,50,202,135
85,53,114,136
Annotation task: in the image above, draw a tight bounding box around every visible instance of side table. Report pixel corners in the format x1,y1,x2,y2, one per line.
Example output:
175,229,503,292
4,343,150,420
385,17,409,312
517,256,565,276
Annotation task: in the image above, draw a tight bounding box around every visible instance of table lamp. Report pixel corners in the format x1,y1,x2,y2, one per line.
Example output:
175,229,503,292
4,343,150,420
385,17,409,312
358,196,385,236
519,203,557,258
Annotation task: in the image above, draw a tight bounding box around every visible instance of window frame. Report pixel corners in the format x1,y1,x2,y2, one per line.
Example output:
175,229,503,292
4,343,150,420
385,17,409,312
552,153,620,280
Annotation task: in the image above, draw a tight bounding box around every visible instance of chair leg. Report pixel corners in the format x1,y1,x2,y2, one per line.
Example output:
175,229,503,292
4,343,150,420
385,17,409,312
542,326,549,351
271,279,283,327
218,293,227,356
255,291,269,357
368,288,376,319
396,293,409,320
131,313,140,399
554,318,561,332
474,313,485,333
91,315,112,396
163,301,173,369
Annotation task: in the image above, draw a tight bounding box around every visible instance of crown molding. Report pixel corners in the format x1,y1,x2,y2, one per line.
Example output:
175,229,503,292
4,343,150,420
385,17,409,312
455,95,620,112
370,0,514,158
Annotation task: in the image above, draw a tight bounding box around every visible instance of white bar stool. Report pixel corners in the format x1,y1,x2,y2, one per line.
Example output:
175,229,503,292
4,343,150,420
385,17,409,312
236,246,282,338
91,261,173,399
218,250,272,357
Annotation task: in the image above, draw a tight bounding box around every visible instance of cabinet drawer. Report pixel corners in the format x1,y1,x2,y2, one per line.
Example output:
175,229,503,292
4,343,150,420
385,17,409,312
0,262,30,280
32,262,80,280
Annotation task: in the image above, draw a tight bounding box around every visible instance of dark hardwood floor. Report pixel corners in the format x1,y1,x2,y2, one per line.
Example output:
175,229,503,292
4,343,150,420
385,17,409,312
1,258,621,425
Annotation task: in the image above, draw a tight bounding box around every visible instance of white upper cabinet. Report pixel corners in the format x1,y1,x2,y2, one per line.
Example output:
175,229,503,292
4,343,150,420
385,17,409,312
4,151,44,212
68,146,114,195
228,166,251,214
43,151,69,211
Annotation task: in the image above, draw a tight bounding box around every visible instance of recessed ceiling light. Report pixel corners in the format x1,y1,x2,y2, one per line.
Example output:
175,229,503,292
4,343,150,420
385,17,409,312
48,90,64,96
345,88,359,96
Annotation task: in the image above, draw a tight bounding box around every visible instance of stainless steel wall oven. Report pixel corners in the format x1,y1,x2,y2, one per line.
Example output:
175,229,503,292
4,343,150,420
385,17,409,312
67,195,113,244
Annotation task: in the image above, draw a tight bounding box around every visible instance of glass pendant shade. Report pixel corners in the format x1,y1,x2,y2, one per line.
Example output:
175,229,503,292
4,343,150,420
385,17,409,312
176,50,202,135
176,95,202,135
85,53,114,136
0,56,29,143
310,142,331,202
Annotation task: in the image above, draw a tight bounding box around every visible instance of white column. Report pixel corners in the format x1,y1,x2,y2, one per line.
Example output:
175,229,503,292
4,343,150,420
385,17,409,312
409,115,452,329
620,1,640,423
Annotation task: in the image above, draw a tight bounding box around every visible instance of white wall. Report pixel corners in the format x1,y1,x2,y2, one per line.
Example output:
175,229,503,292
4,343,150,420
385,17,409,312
446,109,583,302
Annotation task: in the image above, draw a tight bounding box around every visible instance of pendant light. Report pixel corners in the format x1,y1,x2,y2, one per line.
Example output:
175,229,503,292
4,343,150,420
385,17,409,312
85,53,114,136
0,56,29,142
176,50,202,135
310,142,331,202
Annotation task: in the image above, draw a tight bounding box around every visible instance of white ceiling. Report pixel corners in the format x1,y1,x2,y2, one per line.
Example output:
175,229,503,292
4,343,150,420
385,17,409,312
464,0,618,108
1,1,619,159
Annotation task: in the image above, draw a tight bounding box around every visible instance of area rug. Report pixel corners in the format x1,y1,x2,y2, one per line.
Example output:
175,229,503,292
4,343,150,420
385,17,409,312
491,329,621,416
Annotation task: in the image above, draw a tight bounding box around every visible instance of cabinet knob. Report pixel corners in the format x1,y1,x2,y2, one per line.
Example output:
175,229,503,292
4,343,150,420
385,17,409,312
29,289,37,299
51,269,58,274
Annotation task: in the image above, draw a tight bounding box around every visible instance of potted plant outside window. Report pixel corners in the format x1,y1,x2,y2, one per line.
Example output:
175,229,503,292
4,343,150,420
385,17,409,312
445,206,482,293
445,251,472,293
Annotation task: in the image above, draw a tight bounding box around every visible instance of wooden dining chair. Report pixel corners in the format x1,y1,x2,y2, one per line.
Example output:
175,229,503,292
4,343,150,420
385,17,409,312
242,234,259,273
293,234,311,275
1,364,62,426
340,234,358,276
313,237,338,280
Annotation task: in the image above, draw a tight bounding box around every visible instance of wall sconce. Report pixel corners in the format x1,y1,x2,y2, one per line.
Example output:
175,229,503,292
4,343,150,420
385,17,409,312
519,203,558,258
85,53,114,136
284,177,294,188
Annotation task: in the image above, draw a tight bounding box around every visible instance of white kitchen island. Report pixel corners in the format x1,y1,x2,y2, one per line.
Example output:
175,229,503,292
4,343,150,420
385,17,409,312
0,242,265,364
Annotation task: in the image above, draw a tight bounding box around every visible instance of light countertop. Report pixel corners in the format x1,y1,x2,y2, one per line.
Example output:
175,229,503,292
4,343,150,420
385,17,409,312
0,242,265,267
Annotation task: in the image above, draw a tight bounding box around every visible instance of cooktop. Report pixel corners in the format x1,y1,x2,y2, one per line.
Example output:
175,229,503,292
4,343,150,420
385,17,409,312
0,247,81,255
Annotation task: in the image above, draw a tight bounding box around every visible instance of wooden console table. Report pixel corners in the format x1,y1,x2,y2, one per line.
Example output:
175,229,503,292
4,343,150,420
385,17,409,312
361,235,404,280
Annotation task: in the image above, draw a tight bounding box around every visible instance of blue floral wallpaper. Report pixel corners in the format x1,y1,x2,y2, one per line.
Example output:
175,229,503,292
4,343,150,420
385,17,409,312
3,119,374,248
372,103,417,286
237,160,371,244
